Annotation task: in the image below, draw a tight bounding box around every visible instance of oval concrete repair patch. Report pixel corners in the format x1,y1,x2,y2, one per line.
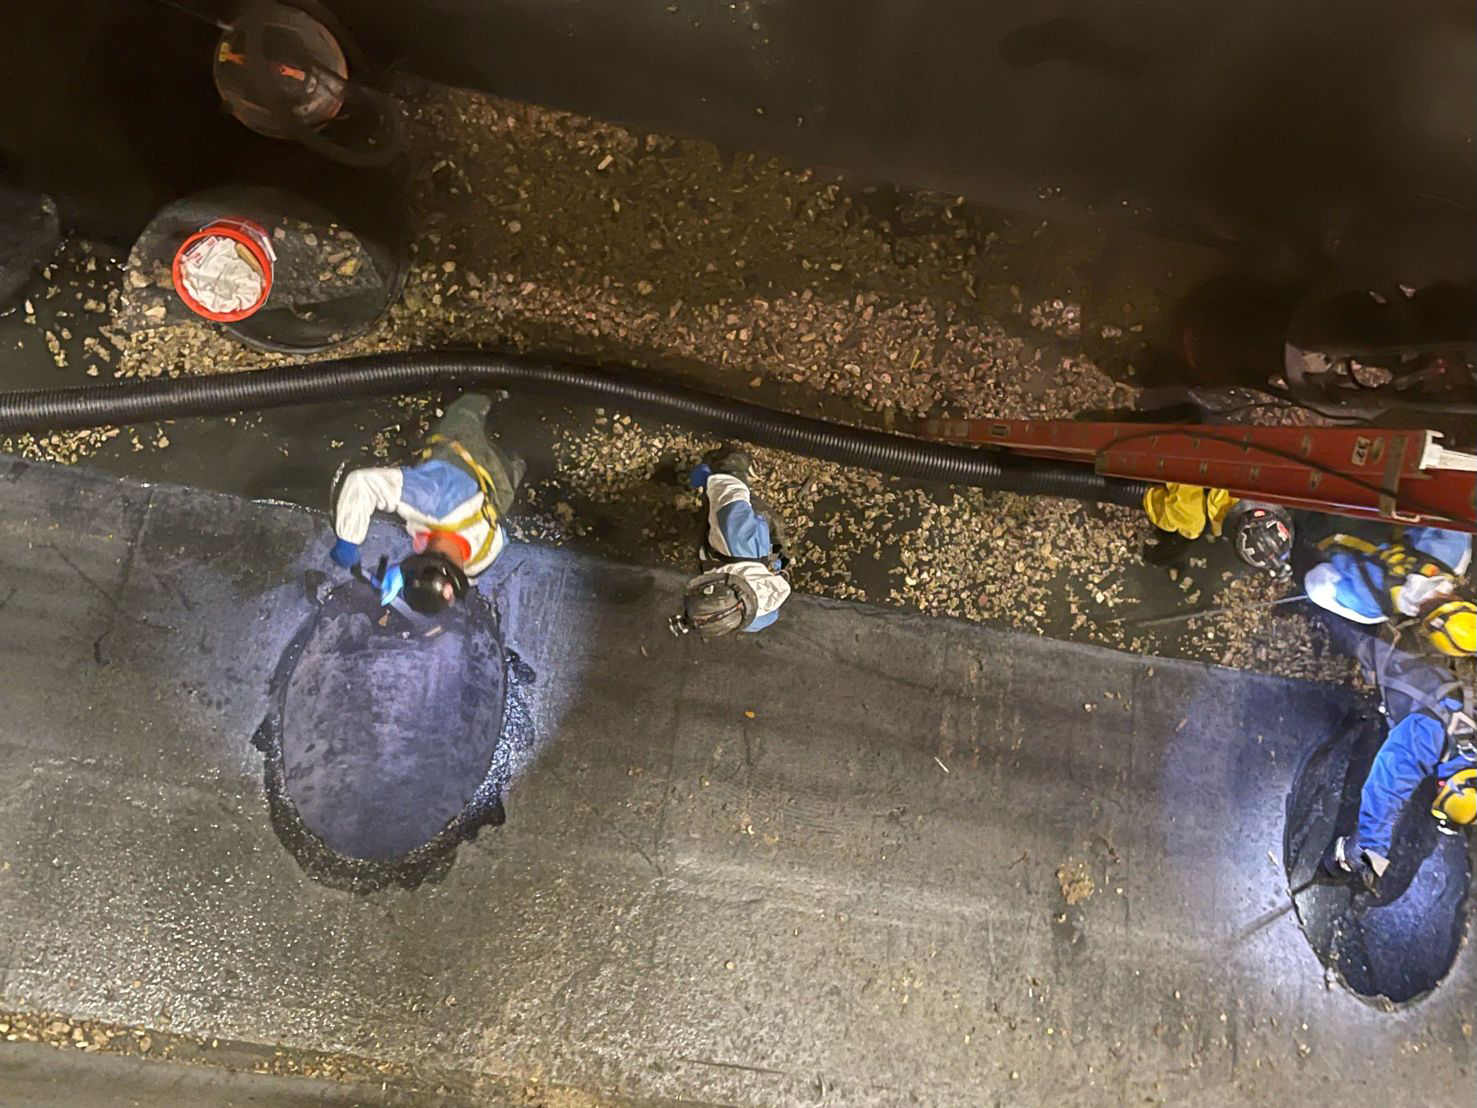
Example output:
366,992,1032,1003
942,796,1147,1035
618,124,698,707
279,584,506,860
1284,712,1470,1005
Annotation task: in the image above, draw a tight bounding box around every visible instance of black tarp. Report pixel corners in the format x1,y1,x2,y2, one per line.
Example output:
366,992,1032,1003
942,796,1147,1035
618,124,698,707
0,185,57,307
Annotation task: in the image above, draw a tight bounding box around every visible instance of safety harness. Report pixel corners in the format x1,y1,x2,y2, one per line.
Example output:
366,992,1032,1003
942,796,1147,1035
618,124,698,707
1370,639,1477,760
700,540,789,574
1320,533,1459,620
696,490,790,575
422,435,503,568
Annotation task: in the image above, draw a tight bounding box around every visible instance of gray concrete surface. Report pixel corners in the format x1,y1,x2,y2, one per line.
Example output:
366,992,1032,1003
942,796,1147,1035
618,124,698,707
0,1039,408,1108
0,458,1473,1105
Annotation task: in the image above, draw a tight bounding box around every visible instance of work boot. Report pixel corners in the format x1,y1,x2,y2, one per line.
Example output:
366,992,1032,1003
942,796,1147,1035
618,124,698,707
1143,531,1194,567
703,446,752,481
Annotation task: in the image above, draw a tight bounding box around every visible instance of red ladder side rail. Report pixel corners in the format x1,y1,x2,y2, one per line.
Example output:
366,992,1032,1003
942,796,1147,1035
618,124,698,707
916,418,1477,531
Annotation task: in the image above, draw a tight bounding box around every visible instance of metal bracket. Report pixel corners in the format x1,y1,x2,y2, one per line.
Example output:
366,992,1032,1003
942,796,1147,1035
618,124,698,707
1378,434,1408,519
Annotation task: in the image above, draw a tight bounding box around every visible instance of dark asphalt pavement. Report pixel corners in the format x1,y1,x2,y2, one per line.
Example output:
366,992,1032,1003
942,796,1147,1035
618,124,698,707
0,458,1472,1104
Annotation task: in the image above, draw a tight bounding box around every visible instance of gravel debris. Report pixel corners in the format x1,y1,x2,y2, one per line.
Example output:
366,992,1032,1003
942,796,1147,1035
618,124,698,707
504,414,1347,676
0,1006,406,1085
0,79,1354,676
1056,860,1095,906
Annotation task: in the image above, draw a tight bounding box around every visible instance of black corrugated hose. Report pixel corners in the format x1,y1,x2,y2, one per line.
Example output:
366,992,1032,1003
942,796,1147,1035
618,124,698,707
0,351,1150,507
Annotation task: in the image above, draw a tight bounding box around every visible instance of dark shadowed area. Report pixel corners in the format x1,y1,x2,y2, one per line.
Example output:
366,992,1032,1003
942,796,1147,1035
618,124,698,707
338,0,1475,277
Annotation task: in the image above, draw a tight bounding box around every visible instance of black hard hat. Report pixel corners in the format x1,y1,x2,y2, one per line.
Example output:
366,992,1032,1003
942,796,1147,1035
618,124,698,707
671,571,759,640
400,551,469,615
1228,502,1294,572
702,445,753,481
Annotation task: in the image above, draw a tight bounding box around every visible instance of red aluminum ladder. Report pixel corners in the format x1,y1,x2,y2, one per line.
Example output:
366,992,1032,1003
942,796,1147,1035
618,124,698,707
917,418,1477,531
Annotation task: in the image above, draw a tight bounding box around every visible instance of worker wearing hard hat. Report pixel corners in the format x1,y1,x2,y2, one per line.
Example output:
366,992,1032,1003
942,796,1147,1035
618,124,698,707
1141,483,1294,573
1320,627,1476,894
1303,527,1475,657
329,393,524,614
669,446,791,640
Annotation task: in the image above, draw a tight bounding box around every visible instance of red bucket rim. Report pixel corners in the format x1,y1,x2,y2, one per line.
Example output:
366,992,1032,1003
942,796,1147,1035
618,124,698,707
172,219,275,323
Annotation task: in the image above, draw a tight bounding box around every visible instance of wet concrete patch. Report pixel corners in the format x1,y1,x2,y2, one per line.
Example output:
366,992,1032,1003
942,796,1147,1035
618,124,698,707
1284,710,1472,1004
253,583,535,892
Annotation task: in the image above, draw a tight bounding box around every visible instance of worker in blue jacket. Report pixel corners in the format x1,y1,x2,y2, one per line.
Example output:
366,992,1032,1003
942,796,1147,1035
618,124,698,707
1302,526,1475,657
669,447,791,640
1320,625,1476,893
1302,525,1477,892
328,393,524,614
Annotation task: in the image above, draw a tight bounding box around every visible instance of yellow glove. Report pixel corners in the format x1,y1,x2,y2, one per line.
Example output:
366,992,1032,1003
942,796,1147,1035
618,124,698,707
1143,483,1238,540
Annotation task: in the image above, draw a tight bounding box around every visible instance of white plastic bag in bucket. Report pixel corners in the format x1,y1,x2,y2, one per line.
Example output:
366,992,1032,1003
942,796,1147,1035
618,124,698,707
172,218,276,321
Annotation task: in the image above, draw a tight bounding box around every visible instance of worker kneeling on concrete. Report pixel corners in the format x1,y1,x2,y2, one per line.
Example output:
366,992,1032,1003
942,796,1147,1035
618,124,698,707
1318,629,1476,895
329,393,524,614
669,446,791,639
1302,527,1475,658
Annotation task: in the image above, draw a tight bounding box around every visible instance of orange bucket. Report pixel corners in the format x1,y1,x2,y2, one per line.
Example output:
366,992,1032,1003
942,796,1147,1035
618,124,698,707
172,217,276,322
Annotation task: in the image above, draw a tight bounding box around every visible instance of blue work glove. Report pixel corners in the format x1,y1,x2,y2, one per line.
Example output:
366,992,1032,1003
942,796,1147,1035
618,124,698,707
329,538,361,569
376,563,405,607
688,462,712,490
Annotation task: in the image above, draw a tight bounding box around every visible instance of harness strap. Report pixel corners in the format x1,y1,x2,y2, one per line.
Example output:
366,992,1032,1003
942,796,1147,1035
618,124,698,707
701,540,767,569
1377,674,1460,720
1326,532,1457,587
424,435,501,566
1371,641,1477,759
1353,553,1398,619
697,490,789,576
1320,533,1380,556
1317,535,1396,617
1327,536,1447,621
702,538,793,575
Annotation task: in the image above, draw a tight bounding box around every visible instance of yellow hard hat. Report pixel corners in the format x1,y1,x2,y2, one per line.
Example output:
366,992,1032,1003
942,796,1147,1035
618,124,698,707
1425,599,1477,657
1432,767,1477,828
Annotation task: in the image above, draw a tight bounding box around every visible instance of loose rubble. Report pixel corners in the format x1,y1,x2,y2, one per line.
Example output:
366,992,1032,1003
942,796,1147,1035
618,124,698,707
1056,860,1096,906
0,1006,406,1086
0,78,1352,676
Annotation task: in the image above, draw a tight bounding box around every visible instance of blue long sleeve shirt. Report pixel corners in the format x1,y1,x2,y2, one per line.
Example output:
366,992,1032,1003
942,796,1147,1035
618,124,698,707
1305,526,1473,624
1358,711,1474,859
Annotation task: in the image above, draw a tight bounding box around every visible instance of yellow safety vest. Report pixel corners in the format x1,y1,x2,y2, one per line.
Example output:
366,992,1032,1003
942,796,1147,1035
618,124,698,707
423,435,502,568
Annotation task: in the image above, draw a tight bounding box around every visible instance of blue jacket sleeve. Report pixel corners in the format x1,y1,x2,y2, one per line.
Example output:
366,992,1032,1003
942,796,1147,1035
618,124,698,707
1357,713,1448,858
1405,526,1472,575
1325,549,1387,620
745,609,780,632
714,498,773,562
689,462,712,490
